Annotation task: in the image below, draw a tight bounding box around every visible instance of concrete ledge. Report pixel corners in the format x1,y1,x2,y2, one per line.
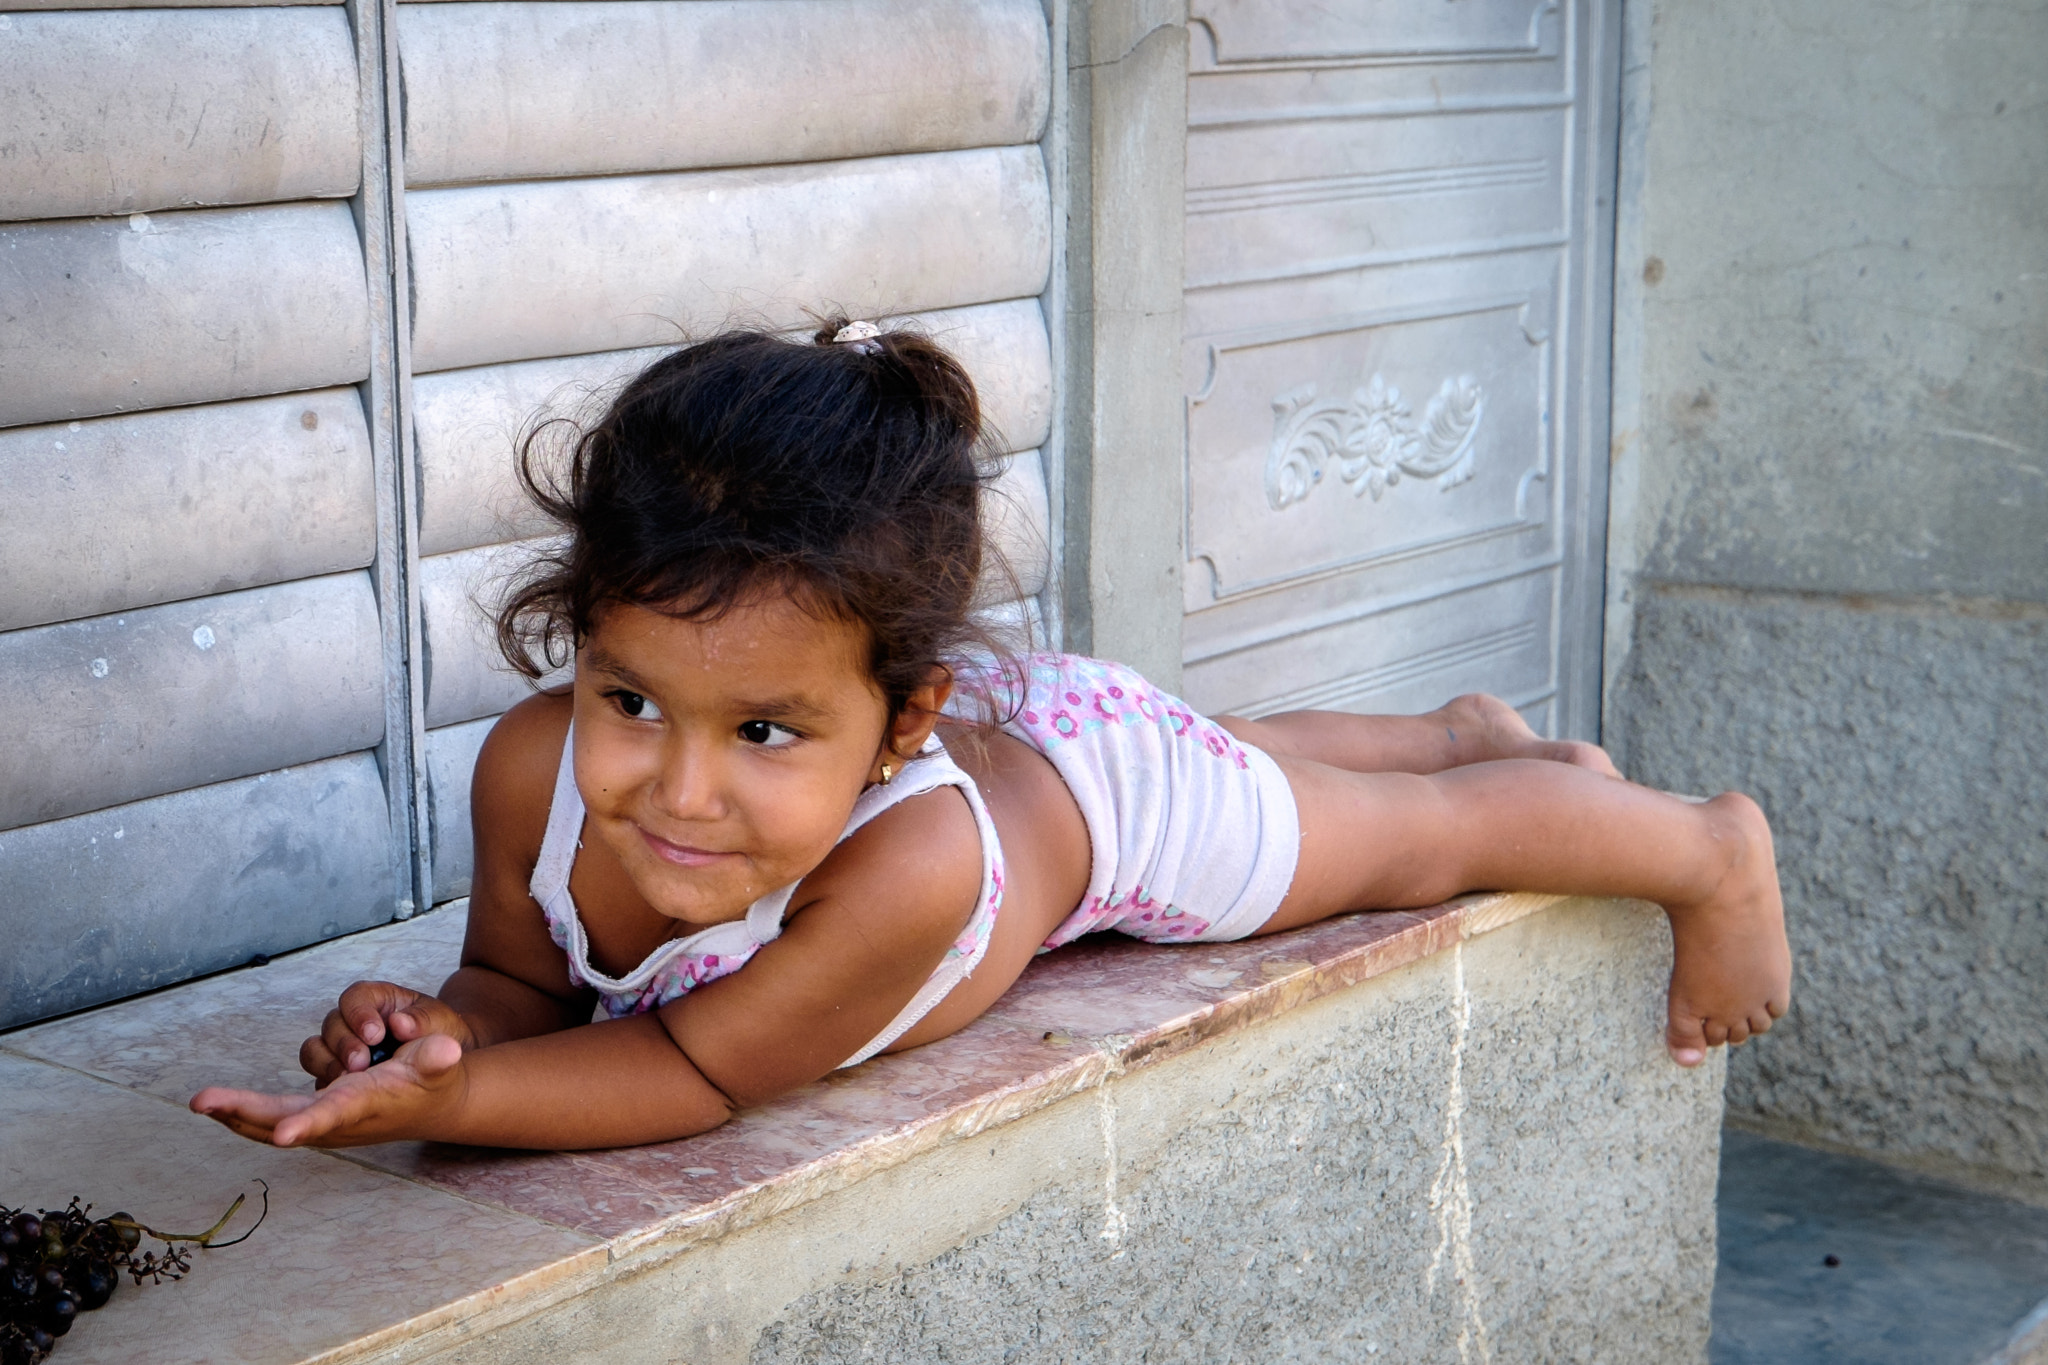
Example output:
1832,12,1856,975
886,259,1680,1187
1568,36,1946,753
0,893,1721,1363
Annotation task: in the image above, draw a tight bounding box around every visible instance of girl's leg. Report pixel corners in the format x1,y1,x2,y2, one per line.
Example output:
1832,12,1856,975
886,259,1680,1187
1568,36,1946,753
1219,694,1619,778
1260,754,1791,1067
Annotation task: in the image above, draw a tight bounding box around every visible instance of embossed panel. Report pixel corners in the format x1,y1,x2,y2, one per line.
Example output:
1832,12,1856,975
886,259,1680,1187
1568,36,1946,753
1182,0,1616,739
1186,567,1559,719
1192,0,1555,64
1187,288,1556,601
1187,107,1567,288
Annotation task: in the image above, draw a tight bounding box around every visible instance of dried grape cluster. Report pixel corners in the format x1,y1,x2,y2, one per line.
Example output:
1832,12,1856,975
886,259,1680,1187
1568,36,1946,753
0,1185,265,1364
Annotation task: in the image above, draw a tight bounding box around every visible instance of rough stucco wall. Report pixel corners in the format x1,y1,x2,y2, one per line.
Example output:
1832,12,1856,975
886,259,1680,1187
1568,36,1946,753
1616,591,2048,1191
407,902,1721,1365
1608,0,2048,1193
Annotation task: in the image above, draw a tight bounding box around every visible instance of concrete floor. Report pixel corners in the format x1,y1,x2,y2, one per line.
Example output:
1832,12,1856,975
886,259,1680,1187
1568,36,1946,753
1712,1128,2048,1364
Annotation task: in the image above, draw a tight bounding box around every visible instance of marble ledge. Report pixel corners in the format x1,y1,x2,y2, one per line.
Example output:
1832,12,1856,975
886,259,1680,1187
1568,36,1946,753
0,888,1571,1363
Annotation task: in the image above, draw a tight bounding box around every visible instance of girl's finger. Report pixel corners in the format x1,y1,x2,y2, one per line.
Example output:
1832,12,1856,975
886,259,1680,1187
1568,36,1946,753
337,980,409,1046
408,1032,464,1075
213,1114,280,1144
322,1009,373,1071
273,1088,375,1148
300,1036,342,1085
190,1085,313,1123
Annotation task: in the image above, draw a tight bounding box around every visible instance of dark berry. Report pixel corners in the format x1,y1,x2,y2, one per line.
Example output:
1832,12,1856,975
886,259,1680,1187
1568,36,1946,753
0,1226,16,1251
73,1264,116,1311
8,1219,37,1246
107,1215,140,1252
7,1266,38,1301
41,1294,75,1337
367,1040,398,1065
25,1327,51,1355
1823,1253,1841,1267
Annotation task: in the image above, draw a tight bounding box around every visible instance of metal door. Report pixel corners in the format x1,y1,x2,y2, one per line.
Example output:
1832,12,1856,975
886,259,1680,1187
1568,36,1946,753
1179,0,1619,739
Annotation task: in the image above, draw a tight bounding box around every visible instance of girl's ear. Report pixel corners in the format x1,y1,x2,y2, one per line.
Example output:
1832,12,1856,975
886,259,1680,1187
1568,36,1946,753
880,668,955,768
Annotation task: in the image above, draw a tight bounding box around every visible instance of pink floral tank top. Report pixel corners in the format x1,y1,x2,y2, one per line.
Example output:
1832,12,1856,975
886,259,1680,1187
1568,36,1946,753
528,726,1004,1069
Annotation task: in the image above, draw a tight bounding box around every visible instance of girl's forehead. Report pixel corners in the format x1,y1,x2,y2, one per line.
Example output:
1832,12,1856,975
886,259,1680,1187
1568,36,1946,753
585,598,876,698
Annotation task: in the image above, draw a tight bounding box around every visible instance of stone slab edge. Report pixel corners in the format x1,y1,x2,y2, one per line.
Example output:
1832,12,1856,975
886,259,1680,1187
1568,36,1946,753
308,888,1582,1364
1985,1296,2048,1365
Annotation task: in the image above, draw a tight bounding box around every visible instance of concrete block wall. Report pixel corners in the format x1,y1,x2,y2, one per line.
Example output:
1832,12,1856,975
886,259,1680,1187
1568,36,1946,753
1606,0,2048,1196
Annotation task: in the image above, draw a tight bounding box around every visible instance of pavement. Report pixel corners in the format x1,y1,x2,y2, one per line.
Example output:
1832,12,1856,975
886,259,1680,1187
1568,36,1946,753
1713,1128,2048,1364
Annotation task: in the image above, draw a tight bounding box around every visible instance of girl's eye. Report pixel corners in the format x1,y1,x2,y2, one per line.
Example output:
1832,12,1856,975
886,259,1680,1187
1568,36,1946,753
611,690,662,721
737,720,800,748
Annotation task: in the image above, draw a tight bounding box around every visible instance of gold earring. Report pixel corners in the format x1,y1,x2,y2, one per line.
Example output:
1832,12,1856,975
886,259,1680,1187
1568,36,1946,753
879,762,895,786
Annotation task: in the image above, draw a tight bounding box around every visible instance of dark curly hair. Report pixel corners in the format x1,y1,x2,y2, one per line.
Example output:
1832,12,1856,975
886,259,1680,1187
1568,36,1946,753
495,318,1019,725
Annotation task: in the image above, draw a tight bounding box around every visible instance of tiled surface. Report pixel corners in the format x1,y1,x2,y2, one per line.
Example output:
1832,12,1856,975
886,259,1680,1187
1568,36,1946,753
0,1053,598,1365
0,891,1560,1360
8,908,470,1102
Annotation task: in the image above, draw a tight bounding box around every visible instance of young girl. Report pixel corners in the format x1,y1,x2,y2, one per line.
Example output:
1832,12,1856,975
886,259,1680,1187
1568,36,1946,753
192,320,1790,1152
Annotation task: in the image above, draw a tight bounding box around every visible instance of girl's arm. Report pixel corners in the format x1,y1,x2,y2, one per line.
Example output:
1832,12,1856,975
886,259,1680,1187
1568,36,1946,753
194,779,986,1148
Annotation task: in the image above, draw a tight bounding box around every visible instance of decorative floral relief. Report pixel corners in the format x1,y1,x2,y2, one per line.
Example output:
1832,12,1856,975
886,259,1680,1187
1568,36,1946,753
1265,373,1485,510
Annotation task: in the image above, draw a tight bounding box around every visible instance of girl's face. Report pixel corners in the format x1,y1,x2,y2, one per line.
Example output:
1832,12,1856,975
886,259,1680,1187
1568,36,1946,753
571,593,909,927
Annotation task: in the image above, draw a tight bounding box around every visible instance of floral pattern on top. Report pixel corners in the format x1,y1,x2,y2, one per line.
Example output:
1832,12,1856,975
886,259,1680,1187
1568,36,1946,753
978,654,1253,771
541,911,761,1020
1041,884,1213,951
539,801,1004,1022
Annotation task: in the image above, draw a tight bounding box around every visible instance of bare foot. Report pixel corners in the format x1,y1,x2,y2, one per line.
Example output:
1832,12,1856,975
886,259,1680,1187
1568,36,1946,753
1661,792,1792,1067
1438,693,1623,778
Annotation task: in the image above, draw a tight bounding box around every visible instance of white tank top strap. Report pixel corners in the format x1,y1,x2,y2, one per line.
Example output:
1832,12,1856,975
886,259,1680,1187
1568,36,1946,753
529,724,586,909
835,734,1004,1067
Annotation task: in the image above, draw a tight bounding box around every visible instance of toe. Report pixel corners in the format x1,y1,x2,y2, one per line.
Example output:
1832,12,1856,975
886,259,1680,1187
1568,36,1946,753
1749,1008,1777,1037
1725,1019,1751,1046
1666,1010,1709,1068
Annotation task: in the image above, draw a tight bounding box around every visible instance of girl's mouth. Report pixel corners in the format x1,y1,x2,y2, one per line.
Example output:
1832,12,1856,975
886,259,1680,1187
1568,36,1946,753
636,825,741,868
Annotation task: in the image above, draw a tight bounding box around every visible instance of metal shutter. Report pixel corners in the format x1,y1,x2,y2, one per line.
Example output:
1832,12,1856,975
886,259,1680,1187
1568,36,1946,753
0,0,1057,1024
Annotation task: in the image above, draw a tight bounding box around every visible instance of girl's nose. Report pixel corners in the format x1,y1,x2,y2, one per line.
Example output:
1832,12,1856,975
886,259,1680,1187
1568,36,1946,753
647,738,727,822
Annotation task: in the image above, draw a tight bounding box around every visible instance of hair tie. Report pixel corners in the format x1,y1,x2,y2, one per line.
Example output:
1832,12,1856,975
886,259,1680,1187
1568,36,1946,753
831,320,884,356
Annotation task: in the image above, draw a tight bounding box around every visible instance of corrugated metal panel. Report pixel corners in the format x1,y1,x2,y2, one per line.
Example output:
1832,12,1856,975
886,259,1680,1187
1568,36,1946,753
0,390,376,632
399,0,1049,187
0,0,333,10
406,146,1052,373
0,202,372,427
0,0,1063,1004
412,298,1055,557
987,450,1051,600
0,8,359,221
418,540,562,730
0,573,385,830
425,716,494,903
0,753,395,1029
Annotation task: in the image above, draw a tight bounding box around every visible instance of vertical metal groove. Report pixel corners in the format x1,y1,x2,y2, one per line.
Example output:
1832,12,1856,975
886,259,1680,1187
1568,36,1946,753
383,0,433,910
1562,0,1624,743
348,0,429,918
1038,0,1070,652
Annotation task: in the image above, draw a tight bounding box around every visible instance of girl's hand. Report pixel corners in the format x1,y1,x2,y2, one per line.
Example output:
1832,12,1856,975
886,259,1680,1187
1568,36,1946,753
300,980,478,1087
192,1034,469,1147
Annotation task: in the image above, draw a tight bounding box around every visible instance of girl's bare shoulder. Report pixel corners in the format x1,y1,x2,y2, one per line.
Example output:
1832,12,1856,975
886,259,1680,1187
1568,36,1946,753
470,689,574,864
